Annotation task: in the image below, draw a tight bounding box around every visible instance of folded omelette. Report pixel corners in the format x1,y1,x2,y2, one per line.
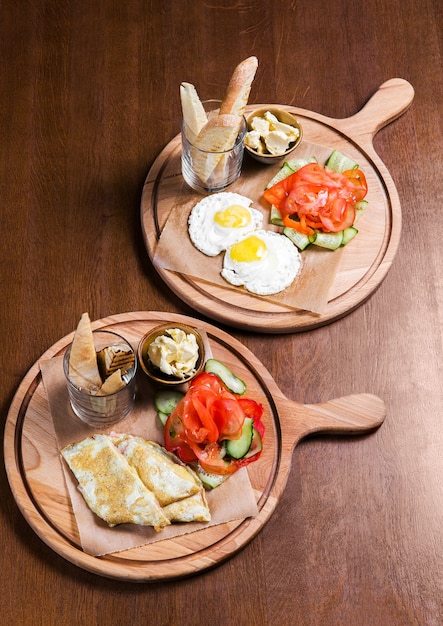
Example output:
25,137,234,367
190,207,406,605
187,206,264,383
61,433,211,531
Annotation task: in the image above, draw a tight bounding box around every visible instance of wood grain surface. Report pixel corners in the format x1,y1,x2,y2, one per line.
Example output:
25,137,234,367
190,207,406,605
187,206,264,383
141,80,414,332
4,311,386,581
1,1,442,624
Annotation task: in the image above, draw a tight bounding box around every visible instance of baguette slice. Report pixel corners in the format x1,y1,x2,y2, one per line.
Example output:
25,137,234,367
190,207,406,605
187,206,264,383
180,81,208,144
191,113,241,183
219,56,258,119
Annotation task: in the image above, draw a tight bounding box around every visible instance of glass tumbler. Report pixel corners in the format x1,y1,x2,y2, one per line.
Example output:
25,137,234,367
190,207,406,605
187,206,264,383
181,99,247,193
63,330,137,427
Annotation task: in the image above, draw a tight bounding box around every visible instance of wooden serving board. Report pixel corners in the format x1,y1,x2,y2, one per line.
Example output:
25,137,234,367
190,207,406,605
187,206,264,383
4,312,386,581
141,79,414,333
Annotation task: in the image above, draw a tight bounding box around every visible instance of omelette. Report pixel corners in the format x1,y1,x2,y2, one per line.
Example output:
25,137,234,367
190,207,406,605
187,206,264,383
61,434,170,531
61,434,211,530
114,435,203,507
163,491,211,523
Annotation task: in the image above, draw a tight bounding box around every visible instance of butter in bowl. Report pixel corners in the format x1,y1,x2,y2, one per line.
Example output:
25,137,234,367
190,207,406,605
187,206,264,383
138,323,205,386
244,107,302,164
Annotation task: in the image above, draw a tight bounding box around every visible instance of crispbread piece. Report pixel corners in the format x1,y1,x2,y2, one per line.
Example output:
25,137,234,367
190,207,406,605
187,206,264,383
61,435,170,531
219,56,258,119
96,344,134,379
95,369,125,396
180,81,208,144
68,312,102,392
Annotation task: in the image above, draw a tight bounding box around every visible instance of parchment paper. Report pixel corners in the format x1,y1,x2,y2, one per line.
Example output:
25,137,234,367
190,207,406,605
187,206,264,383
40,336,259,557
153,187,343,315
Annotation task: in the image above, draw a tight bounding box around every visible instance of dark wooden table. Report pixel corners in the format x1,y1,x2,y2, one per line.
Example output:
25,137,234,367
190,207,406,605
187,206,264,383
1,1,442,624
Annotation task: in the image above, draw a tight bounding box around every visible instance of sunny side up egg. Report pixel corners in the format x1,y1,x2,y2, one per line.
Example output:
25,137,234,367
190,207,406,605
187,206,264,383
221,229,301,295
188,192,263,257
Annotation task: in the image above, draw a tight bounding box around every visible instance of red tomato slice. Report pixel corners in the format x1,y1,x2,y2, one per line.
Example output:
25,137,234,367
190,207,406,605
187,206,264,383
319,199,356,232
210,396,245,439
263,162,367,235
164,411,197,463
190,442,238,476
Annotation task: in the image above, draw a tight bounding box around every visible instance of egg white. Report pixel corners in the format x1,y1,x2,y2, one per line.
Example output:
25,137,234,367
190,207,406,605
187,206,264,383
221,229,301,295
188,192,263,257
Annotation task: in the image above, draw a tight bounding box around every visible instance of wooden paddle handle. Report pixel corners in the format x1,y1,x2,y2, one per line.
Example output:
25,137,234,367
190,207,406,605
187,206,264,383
333,78,415,144
278,393,386,453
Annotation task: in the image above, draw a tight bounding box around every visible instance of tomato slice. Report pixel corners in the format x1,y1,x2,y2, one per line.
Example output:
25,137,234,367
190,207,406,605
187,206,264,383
319,199,356,232
342,169,368,202
190,442,238,476
163,369,266,475
263,162,367,234
164,411,197,463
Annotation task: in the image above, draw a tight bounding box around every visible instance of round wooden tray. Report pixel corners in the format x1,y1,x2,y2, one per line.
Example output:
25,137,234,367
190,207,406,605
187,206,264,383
4,312,386,581
141,79,414,333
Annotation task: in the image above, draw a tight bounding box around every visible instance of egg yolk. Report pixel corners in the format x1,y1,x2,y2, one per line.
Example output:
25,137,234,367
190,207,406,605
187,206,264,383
214,205,251,228
229,235,267,263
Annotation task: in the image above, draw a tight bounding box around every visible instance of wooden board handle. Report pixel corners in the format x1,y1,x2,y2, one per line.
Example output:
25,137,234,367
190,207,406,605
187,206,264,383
332,78,415,145
279,393,386,453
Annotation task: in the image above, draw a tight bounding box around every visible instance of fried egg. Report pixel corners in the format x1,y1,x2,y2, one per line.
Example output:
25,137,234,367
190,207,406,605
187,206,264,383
221,229,301,295
188,192,263,256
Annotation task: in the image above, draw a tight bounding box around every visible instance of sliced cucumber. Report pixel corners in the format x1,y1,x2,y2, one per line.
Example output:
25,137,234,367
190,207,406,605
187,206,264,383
242,427,263,460
192,464,229,490
265,162,295,189
226,418,254,460
283,226,312,251
154,389,184,416
326,149,359,173
354,199,368,222
312,231,343,250
157,411,169,427
204,359,246,395
286,155,318,171
265,157,317,190
341,226,358,246
270,205,284,226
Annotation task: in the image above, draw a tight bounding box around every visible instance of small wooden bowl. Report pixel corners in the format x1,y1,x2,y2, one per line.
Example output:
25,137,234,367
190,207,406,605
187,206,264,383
245,107,303,164
138,323,205,386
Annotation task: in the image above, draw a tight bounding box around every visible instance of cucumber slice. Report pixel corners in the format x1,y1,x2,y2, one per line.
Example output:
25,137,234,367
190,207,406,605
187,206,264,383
204,359,246,395
242,427,263,460
283,226,312,251
354,199,368,222
341,226,358,246
157,411,169,427
285,156,318,171
265,157,317,190
312,231,343,250
270,205,284,226
265,162,295,189
154,389,184,416
326,149,359,173
192,464,228,490
226,418,254,459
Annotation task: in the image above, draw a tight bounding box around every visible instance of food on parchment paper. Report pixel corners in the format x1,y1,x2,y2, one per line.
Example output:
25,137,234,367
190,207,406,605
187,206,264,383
264,150,369,251
155,361,265,489
61,434,210,530
221,229,301,296
187,192,263,257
